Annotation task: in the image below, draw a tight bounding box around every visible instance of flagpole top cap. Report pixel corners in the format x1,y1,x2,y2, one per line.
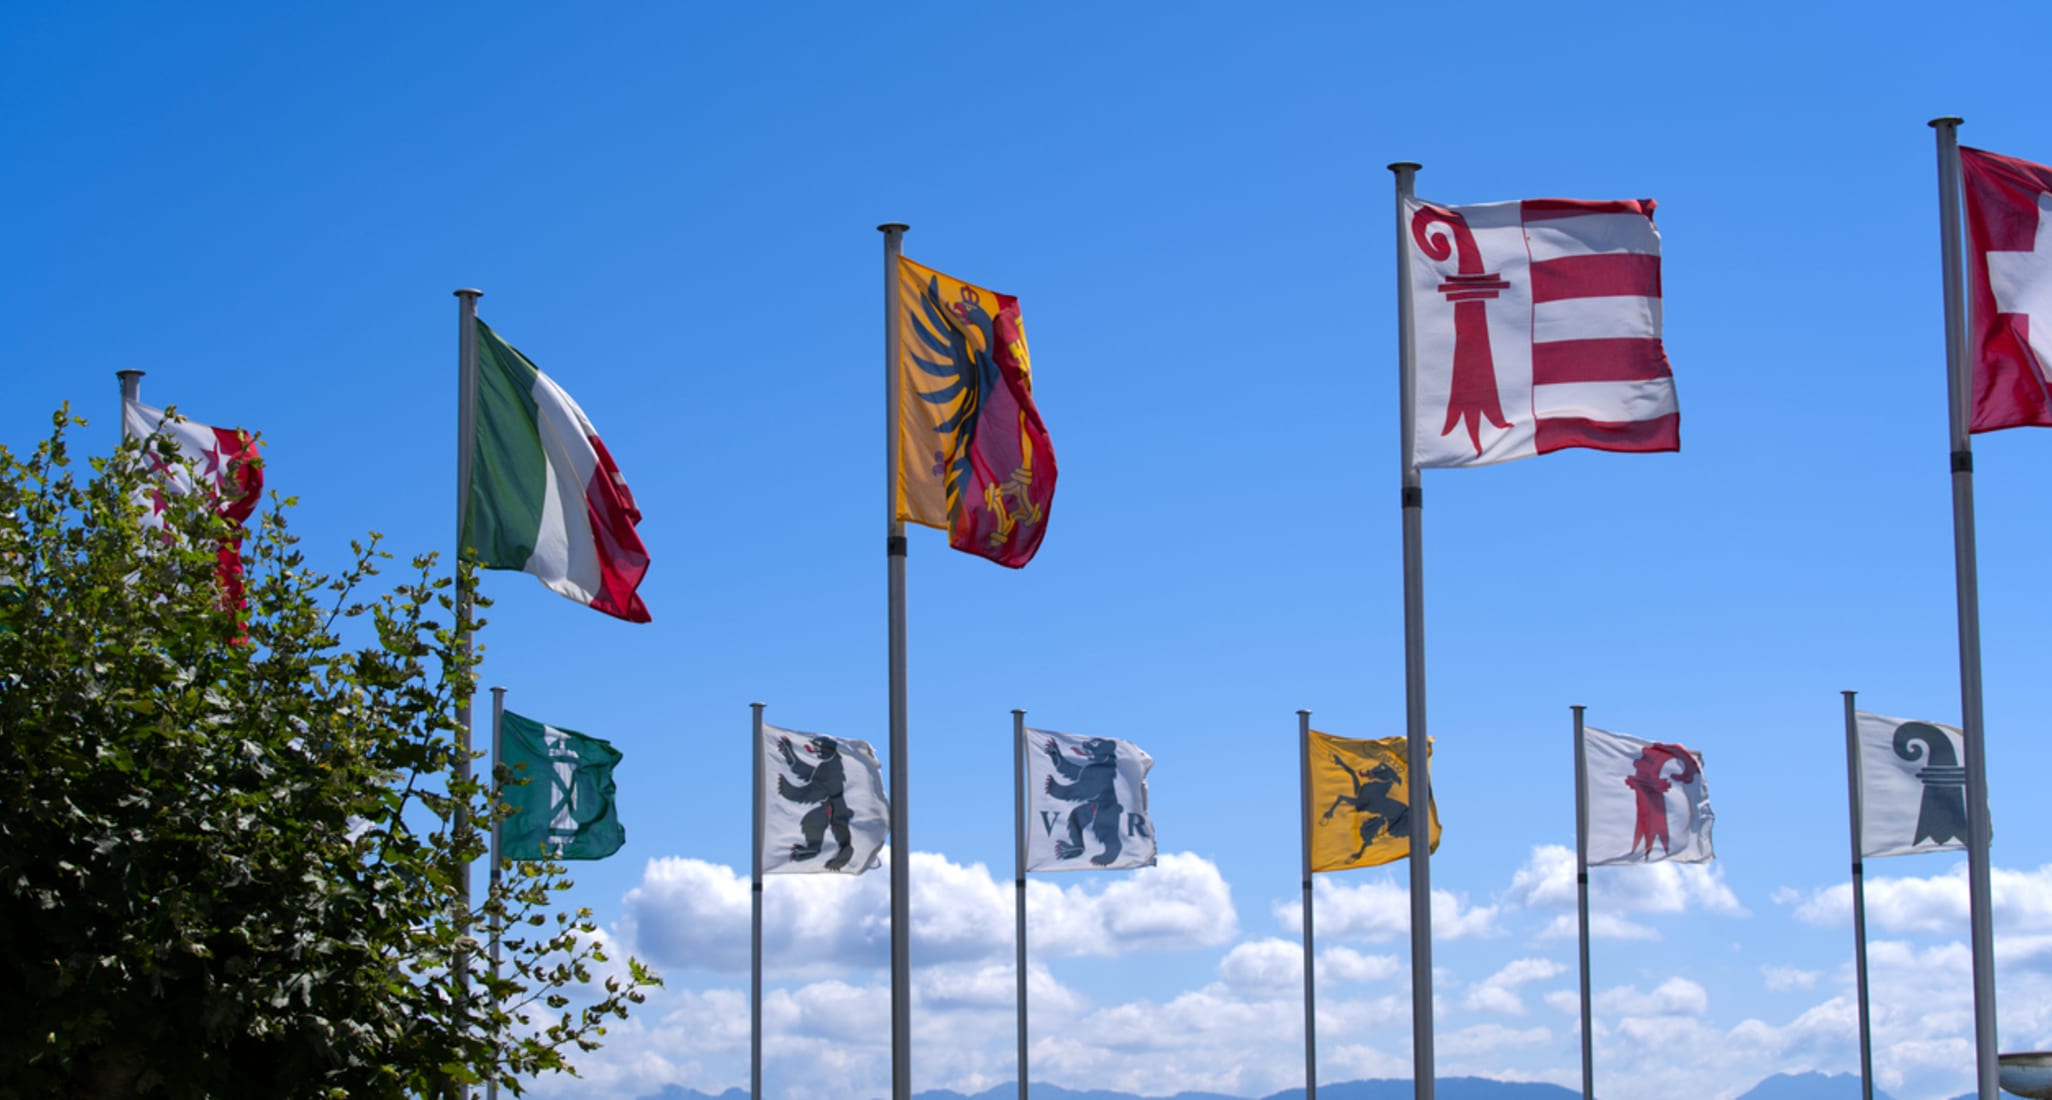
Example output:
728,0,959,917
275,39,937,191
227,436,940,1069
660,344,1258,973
453,287,483,299
1012,708,1026,717
1297,709,1311,717
877,222,909,234
1929,116,1964,129
1388,161,1422,173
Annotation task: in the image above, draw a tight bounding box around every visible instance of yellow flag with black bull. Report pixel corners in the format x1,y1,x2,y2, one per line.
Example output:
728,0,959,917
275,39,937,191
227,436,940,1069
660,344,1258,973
1309,730,1441,873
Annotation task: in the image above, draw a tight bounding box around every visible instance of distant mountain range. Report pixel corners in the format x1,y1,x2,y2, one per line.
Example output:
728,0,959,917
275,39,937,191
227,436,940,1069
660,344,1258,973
636,1071,1922,1100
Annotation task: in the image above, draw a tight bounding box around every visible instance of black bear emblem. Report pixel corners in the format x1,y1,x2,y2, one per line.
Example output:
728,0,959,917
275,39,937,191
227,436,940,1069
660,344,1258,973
775,735,857,871
1320,753,1413,863
1043,736,1125,866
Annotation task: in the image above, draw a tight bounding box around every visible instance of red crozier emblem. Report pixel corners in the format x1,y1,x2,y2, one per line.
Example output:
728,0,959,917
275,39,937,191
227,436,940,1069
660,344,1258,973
1625,743,1698,859
1412,204,1511,455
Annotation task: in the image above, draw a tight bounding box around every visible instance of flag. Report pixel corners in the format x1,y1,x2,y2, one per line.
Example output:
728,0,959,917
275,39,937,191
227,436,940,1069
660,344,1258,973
1404,196,1679,467
895,256,1056,567
1962,146,2052,431
461,319,651,622
121,398,264,609
1855,711,1976,859
1582,725,1713,865
1308,730,1441,873
499,710,625,861
1023,728,1156,871
761,722,889,874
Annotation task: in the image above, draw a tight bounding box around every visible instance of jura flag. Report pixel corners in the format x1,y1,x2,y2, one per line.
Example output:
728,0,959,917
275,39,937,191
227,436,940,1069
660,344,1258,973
499,711,625,861
1024,728,1155,872
461,320,652,622
1308,730,1441,873
761,723,889,875
1404,196,1679,467
1582,725,1713,865
1963,147,2052,431
121,398,264,611
1855,711,1975,859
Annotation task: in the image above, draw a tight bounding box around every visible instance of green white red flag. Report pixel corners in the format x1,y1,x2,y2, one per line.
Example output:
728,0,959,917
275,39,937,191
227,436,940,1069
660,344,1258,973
460,320,651,622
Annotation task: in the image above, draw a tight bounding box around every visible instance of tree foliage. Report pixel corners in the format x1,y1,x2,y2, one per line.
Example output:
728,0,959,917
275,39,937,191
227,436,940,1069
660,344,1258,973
0,410,658,1098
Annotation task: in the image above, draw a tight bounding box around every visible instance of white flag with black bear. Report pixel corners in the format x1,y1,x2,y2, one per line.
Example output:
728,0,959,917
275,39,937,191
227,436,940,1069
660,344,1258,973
1855,711,1977,859
760,722,889,875
1024,727,1155,872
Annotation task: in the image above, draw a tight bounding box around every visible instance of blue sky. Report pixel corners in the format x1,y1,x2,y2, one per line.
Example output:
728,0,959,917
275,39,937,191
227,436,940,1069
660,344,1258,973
8,4,2052,1099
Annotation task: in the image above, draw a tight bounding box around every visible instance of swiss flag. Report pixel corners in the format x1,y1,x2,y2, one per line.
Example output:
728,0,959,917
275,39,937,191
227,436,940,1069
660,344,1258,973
1963,147,2052,432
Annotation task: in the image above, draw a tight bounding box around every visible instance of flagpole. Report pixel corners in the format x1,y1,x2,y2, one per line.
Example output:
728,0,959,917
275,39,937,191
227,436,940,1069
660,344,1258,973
1572,705,1593,1100
878,221,913,1100
453,288,483,1097
1390,158,1435,1100
1013,708,1029,1100
1299,709,1317,1100
751,701,766,1100
487,686,506,1100
1930,115,1999,1100
1842,691,1874,1100
117,370,143,433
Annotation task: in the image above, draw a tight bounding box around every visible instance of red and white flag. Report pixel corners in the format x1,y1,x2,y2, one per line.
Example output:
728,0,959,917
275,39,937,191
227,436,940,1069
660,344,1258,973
1963,147,2052,432
122,398,264,609
1404,196,1679,467
1581,725,1714,866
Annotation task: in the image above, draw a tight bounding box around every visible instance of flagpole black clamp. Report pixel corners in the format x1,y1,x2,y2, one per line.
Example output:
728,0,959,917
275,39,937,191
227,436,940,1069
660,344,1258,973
1952,449,1973,474
1402,486,1423,509
887,535,907,557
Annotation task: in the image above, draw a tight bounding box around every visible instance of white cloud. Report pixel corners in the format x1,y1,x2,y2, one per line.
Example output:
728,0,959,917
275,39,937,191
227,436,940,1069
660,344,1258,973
1463,958,1566,1015
1507,844,1747,922
1536,911,1661,942
1761,965,1821,991
1593,976,1710,1017
1273,874,1503,942
1788,863,2052,945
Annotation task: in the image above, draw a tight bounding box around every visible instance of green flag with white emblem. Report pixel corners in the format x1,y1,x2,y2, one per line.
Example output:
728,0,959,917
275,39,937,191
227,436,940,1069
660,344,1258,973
500,710,625,861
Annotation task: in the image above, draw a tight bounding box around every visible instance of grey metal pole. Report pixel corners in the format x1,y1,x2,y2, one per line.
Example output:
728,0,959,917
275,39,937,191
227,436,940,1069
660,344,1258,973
1390,159,1435,1100
1843,691,1874,1100
487,686,506,1100
1572,706,1593,1100
1299,709,1317,1100
1013,708,1029,1100
452,288,483,1100
1930,116,1999,1100
879,222,913,1100
752,701,766,1100
117,371,143,437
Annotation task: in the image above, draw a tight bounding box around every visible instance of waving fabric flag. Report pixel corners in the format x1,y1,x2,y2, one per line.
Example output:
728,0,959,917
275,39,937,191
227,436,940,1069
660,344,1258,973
1582,725,1713,865
1403,196,1679,467
461,320,651,622
121,398,264,610
1855,711,1976,859
760,723,889,875
1962,146,2052,431
499,711,625,861
1308,730,1441,873
1023,728,1156,871
894,256,1057,567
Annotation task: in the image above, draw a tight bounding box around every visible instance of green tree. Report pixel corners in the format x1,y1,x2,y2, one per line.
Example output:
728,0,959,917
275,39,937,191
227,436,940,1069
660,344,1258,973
0,410,658,1098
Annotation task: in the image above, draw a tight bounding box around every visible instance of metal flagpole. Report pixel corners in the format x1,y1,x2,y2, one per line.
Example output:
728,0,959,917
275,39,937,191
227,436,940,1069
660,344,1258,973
453,288,483,1098
752,702,766,1100
879,222,913,1100
1299,709,1317,1100
487,686,506,1100
1013,708,1029,1100
1842,691,1874,1100
1390,159,1435,1100
1930,116,1999,1100
1572,706,1593,1100
117,370,143,433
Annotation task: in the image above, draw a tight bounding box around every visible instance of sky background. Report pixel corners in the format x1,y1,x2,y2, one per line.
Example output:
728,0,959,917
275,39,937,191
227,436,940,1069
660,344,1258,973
7,4,2052,1099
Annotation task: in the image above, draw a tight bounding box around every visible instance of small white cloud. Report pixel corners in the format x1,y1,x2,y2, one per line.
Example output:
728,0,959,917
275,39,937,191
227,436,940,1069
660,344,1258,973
1463,957,1568,1016
1274,874,1502,942
1761,964,1821,991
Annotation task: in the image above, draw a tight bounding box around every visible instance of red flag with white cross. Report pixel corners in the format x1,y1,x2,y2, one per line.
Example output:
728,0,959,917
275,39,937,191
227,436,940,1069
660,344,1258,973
1963,147,2052,432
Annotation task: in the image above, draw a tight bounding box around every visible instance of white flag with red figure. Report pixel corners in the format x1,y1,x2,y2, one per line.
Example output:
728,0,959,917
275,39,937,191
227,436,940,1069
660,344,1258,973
1581,725,1713,866
1963,147,2052,432
1404,197,1679,467
121,399,264,613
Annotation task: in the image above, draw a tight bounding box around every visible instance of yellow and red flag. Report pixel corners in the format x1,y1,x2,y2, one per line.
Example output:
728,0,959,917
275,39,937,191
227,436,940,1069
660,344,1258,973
894,256,1056,568
1309,730,1441,873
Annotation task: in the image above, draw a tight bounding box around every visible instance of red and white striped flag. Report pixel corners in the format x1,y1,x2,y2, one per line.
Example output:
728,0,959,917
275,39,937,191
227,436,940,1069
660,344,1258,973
1404,196,1679,468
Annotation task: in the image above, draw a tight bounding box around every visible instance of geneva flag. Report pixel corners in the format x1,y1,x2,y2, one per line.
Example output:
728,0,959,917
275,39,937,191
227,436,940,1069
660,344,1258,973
1854,711,1975,859
461,320,652,622
1309,731,1441,873
1962,146,2052,431
1404,196,1679,467
499,711,625,861
760,723,889,875
121,398,264,610
895,256,1056,567
1023,728,1156,872
1582,726,1713,865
